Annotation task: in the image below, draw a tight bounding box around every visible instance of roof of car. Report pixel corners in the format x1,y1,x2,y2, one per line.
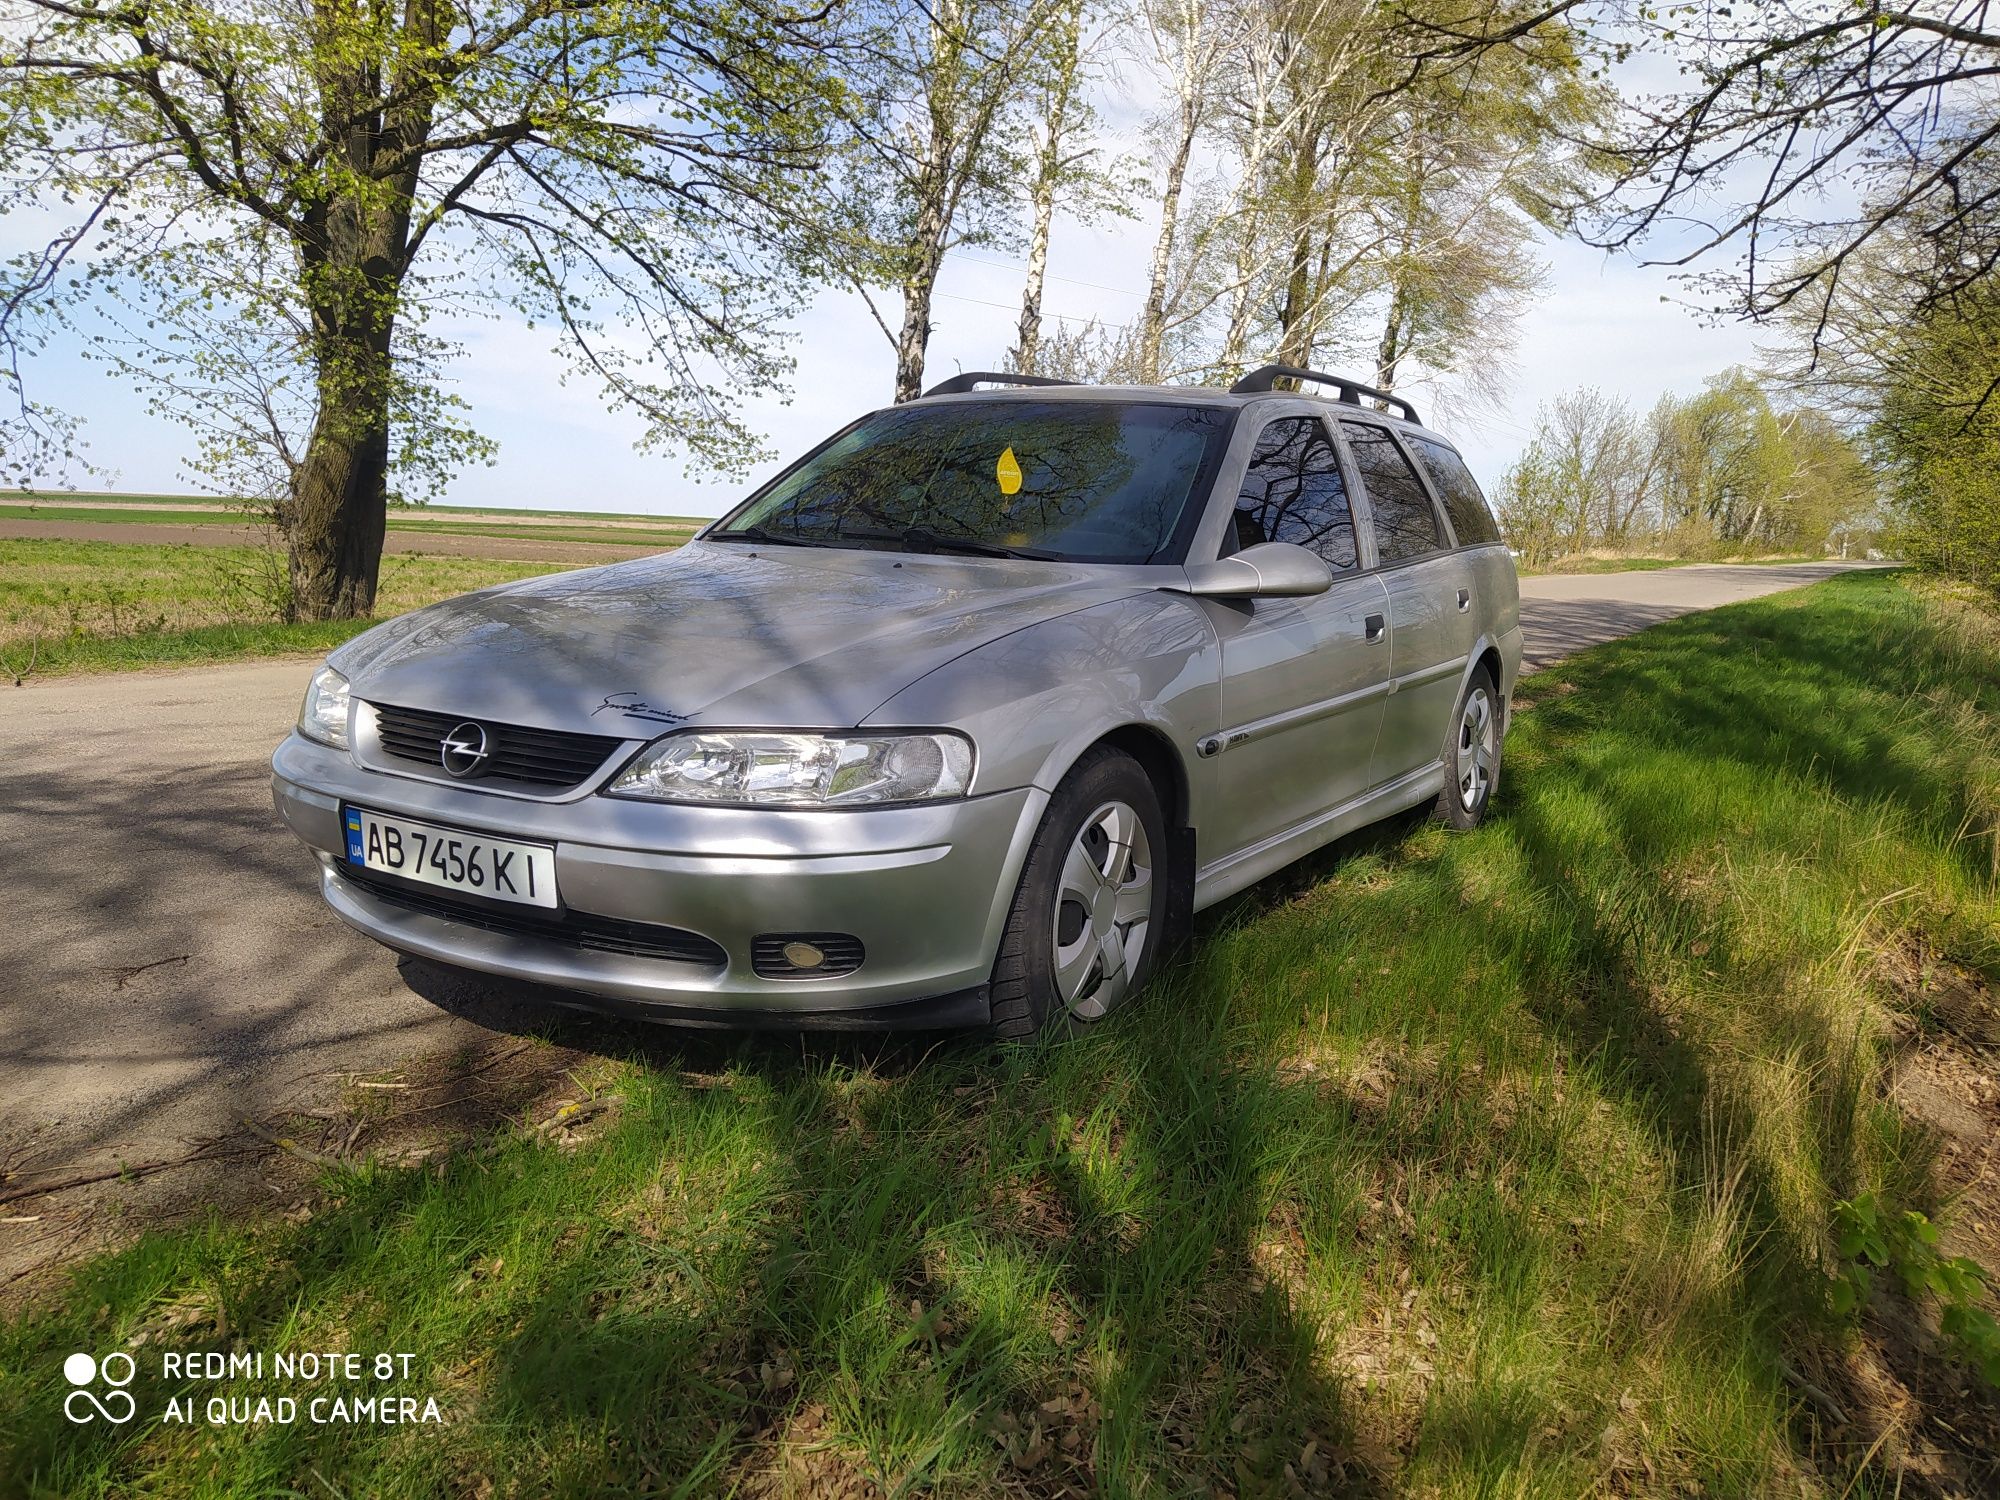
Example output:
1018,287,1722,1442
903,366,1437,440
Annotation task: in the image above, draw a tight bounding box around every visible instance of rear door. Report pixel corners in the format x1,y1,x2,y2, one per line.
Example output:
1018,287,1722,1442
1407,433,1516,668
1204,413,1392,857
1336,418,1465,788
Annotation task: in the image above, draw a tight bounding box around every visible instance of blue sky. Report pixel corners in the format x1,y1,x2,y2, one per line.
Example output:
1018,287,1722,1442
17,215,1762,520
11,34,1767,525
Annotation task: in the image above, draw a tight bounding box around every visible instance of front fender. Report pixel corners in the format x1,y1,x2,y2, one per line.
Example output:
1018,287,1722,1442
862,590,1221,814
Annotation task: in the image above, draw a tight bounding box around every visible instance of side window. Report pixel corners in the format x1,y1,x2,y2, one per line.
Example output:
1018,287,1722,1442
1339,420,1445,563
1224,417,1358,570
1410,437,1502,546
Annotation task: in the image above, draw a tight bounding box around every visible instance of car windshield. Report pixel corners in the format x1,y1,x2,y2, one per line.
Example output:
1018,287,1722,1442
711,399,1232,563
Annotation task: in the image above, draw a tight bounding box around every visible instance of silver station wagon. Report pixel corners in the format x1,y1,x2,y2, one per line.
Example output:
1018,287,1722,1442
272,365,1522,1038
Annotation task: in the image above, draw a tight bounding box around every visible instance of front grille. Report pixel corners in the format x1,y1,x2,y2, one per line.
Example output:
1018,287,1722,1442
369,702,625,790
752,933,866,980
340,865,727,967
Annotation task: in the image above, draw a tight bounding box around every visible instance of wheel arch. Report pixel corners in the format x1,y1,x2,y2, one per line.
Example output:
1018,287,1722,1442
1441,633,1510,757
1049,721,1197,947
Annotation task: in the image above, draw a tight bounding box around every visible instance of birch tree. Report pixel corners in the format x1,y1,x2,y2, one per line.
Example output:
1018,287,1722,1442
1369,31,1601,397
1133,0,1234,381
1007,0,1130,375
829,0,1055,401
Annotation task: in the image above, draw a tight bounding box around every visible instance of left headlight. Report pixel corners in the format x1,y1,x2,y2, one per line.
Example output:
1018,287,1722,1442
298,665,352,749
606,731,974,807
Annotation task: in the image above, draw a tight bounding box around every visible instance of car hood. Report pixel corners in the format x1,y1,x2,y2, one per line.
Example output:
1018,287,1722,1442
332,540,1159,735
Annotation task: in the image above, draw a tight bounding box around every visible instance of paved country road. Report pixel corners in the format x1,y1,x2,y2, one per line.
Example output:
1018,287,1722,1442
0,560,1883,1228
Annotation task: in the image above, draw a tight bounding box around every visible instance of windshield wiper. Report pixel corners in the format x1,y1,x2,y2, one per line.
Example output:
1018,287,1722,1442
707,524,826,548
843,524,1054,560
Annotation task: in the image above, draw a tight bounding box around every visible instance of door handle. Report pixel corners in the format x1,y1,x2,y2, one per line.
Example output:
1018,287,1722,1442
1364,613,1386,643
1456,588,1471,612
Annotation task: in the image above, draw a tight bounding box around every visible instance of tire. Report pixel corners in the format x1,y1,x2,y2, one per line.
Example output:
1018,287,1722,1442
1434,665,1501,830
987,748,1171,1042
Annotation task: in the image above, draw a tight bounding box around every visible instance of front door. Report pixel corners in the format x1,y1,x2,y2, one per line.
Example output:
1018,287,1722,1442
1204,415,1393,858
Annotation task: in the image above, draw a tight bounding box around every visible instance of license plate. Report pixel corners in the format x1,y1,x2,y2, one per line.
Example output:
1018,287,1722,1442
342,806,558,909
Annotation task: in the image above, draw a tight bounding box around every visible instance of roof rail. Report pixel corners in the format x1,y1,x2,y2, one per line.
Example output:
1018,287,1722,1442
921,371,1080,398
1229,364,1420,425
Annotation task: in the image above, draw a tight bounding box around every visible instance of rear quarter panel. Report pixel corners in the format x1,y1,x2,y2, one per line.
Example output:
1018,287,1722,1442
1465,545,1524,701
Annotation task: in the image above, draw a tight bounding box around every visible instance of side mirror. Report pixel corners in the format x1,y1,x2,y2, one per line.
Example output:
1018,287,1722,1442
1178,541,1333,599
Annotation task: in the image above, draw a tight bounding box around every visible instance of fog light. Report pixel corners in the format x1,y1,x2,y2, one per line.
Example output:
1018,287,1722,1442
752,933,865,980
781,940,825,970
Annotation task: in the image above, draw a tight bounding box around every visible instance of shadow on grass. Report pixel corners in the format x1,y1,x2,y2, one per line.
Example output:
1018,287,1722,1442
6,571,1997,1496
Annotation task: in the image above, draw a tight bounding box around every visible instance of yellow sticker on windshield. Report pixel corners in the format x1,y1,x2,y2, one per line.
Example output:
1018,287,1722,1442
996,446,1022,496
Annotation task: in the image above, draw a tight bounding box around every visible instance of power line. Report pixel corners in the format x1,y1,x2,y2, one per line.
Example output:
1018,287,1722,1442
932,288,1134,333
943,249,1145,299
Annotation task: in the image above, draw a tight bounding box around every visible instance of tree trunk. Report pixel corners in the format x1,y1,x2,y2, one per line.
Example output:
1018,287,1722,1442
1274,121,1324,371
1011,183,1055,376
286,1,437,620
1138,103,1197,383
290,344,392,620
1012,122,1066,375
1218,153,1272,377
894,251,943,402
1012,7,1080,376
1276,221,1316,369
1376,281,1410,390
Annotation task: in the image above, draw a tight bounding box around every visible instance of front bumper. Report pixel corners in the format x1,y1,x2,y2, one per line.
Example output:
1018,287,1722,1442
271,733,1047,1025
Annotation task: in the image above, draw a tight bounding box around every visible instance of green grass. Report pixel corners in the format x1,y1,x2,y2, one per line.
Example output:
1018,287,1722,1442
0,503,701,548
1523,553,1826,576
4,572,1997,1495
0,502,253,527
0,539,569,677
2,488,704,524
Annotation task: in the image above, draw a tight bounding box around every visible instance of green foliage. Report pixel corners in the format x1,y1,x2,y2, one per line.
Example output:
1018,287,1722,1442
3,573,1996,1493
1496,370,1879,565
0,0,844,614
1869,296,2000,596
1831,1192,2000,1386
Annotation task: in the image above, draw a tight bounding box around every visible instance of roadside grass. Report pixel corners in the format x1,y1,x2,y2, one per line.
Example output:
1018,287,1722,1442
0,502,701,548
2,489,700,524
1522,552,1827,576
0,539,568,678
3,571,1997,1496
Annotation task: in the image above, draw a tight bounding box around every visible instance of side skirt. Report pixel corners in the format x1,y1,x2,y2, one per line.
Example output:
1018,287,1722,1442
1190,761,1447,912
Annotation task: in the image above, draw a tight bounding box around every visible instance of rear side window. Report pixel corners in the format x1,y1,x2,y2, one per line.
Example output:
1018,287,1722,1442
1225,416,1358,570
1410,437,1502,546
1339,420,1444,563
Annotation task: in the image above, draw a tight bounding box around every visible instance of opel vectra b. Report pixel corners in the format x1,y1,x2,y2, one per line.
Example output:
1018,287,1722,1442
272,365,1522,1038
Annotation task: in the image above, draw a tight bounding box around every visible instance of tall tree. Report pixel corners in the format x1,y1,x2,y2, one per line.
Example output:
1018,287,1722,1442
0,0,838,619
1583,0,2000,350
1006,0,1127,375
826,0,1054,401
1133,0,1233,381
1369,23,1601,397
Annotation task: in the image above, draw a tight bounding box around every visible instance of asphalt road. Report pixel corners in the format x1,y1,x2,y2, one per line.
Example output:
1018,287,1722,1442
0,560,1881,1204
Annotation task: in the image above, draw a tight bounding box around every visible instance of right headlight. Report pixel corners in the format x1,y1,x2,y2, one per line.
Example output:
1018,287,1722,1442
297,665,351,749
605,731,974,806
